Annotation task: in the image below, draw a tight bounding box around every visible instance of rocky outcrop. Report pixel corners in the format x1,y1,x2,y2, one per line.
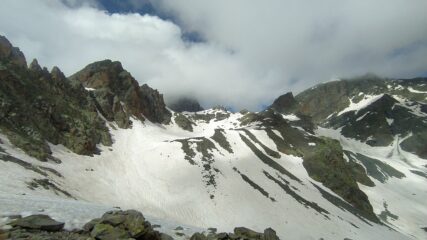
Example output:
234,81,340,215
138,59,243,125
84,210,162,240
238,109,378,222
168,97,204,112
3,211,280,240
140,84,172,124
303,138,378,222
270,92,296,113
0,36,112,161
5,210,167,240
10,215,64,231
174,113,195,131
190,226,280,240
70,60,171,126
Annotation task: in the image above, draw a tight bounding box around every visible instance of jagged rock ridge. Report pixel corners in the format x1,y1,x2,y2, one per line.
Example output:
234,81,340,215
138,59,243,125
0,36,172,161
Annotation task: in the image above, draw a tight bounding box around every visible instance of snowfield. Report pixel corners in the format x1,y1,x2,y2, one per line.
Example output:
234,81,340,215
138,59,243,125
0,110,426,239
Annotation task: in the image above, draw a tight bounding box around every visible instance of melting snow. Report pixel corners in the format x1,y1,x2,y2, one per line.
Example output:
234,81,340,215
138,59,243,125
281,114,300,121
407,86,427,94
337,95,384,116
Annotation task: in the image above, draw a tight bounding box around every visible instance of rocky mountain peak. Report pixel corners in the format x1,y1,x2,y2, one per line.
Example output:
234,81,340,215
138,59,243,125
50,66,66,81
29,58,42,72
0,35,26,68
168,97,204,112
72,60,134,90
270,92,296,113
70,59,171,126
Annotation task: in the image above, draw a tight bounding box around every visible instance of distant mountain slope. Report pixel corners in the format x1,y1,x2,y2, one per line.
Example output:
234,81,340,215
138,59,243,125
1,35,426,240
168,97,204,112
271,76,427,158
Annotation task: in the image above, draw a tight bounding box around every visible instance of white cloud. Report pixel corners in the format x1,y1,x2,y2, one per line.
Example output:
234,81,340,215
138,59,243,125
1,0,427,111
155,0,427,88
0,0,281,110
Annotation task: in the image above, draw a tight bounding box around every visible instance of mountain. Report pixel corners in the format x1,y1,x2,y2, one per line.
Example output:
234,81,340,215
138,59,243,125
0,36,426,240
168,97,204,112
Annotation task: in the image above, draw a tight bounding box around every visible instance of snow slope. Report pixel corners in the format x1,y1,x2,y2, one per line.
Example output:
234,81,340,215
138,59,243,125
1,109,421,239
317,127,427,239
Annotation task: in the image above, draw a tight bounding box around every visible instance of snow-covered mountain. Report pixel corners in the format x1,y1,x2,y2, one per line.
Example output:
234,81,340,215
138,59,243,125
1,36,426,240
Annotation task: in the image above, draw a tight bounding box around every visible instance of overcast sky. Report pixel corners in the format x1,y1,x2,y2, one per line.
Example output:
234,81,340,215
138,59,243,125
1,0,426,110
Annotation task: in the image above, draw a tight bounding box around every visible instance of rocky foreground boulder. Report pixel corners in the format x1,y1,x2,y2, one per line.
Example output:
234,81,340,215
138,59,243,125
4,210,168,240
10,215,64,232
2,210,281,240
189,227,280,240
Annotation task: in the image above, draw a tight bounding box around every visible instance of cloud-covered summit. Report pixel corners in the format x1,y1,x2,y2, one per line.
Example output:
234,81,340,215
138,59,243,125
1,0,426,110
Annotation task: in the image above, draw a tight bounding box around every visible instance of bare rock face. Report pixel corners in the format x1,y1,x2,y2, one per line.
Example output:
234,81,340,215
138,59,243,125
70,60,171,127
270,92,296,113
29,59,42,72
140,84,171,124
0,36,26,68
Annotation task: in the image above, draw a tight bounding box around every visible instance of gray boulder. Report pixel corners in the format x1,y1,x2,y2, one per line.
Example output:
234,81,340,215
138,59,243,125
263,228,279,240
11,214,64,231
234,227,263,239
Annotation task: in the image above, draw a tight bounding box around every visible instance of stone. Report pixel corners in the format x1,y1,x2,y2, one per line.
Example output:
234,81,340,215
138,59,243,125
90,223,129,240
234,227,263,239
190,232,207,240
11,214,64,231
263,228,279,240
174,226,184,230
83,218,101,231
160,233,174,240
215,232,229,240
99,210,146,237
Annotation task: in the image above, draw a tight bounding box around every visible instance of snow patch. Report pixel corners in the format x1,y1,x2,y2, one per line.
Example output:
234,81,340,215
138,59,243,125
281,114,300,121
337,95,384,116
407,86,427,94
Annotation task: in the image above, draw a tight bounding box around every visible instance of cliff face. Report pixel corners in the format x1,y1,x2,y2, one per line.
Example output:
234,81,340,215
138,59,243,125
269,92,296,113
